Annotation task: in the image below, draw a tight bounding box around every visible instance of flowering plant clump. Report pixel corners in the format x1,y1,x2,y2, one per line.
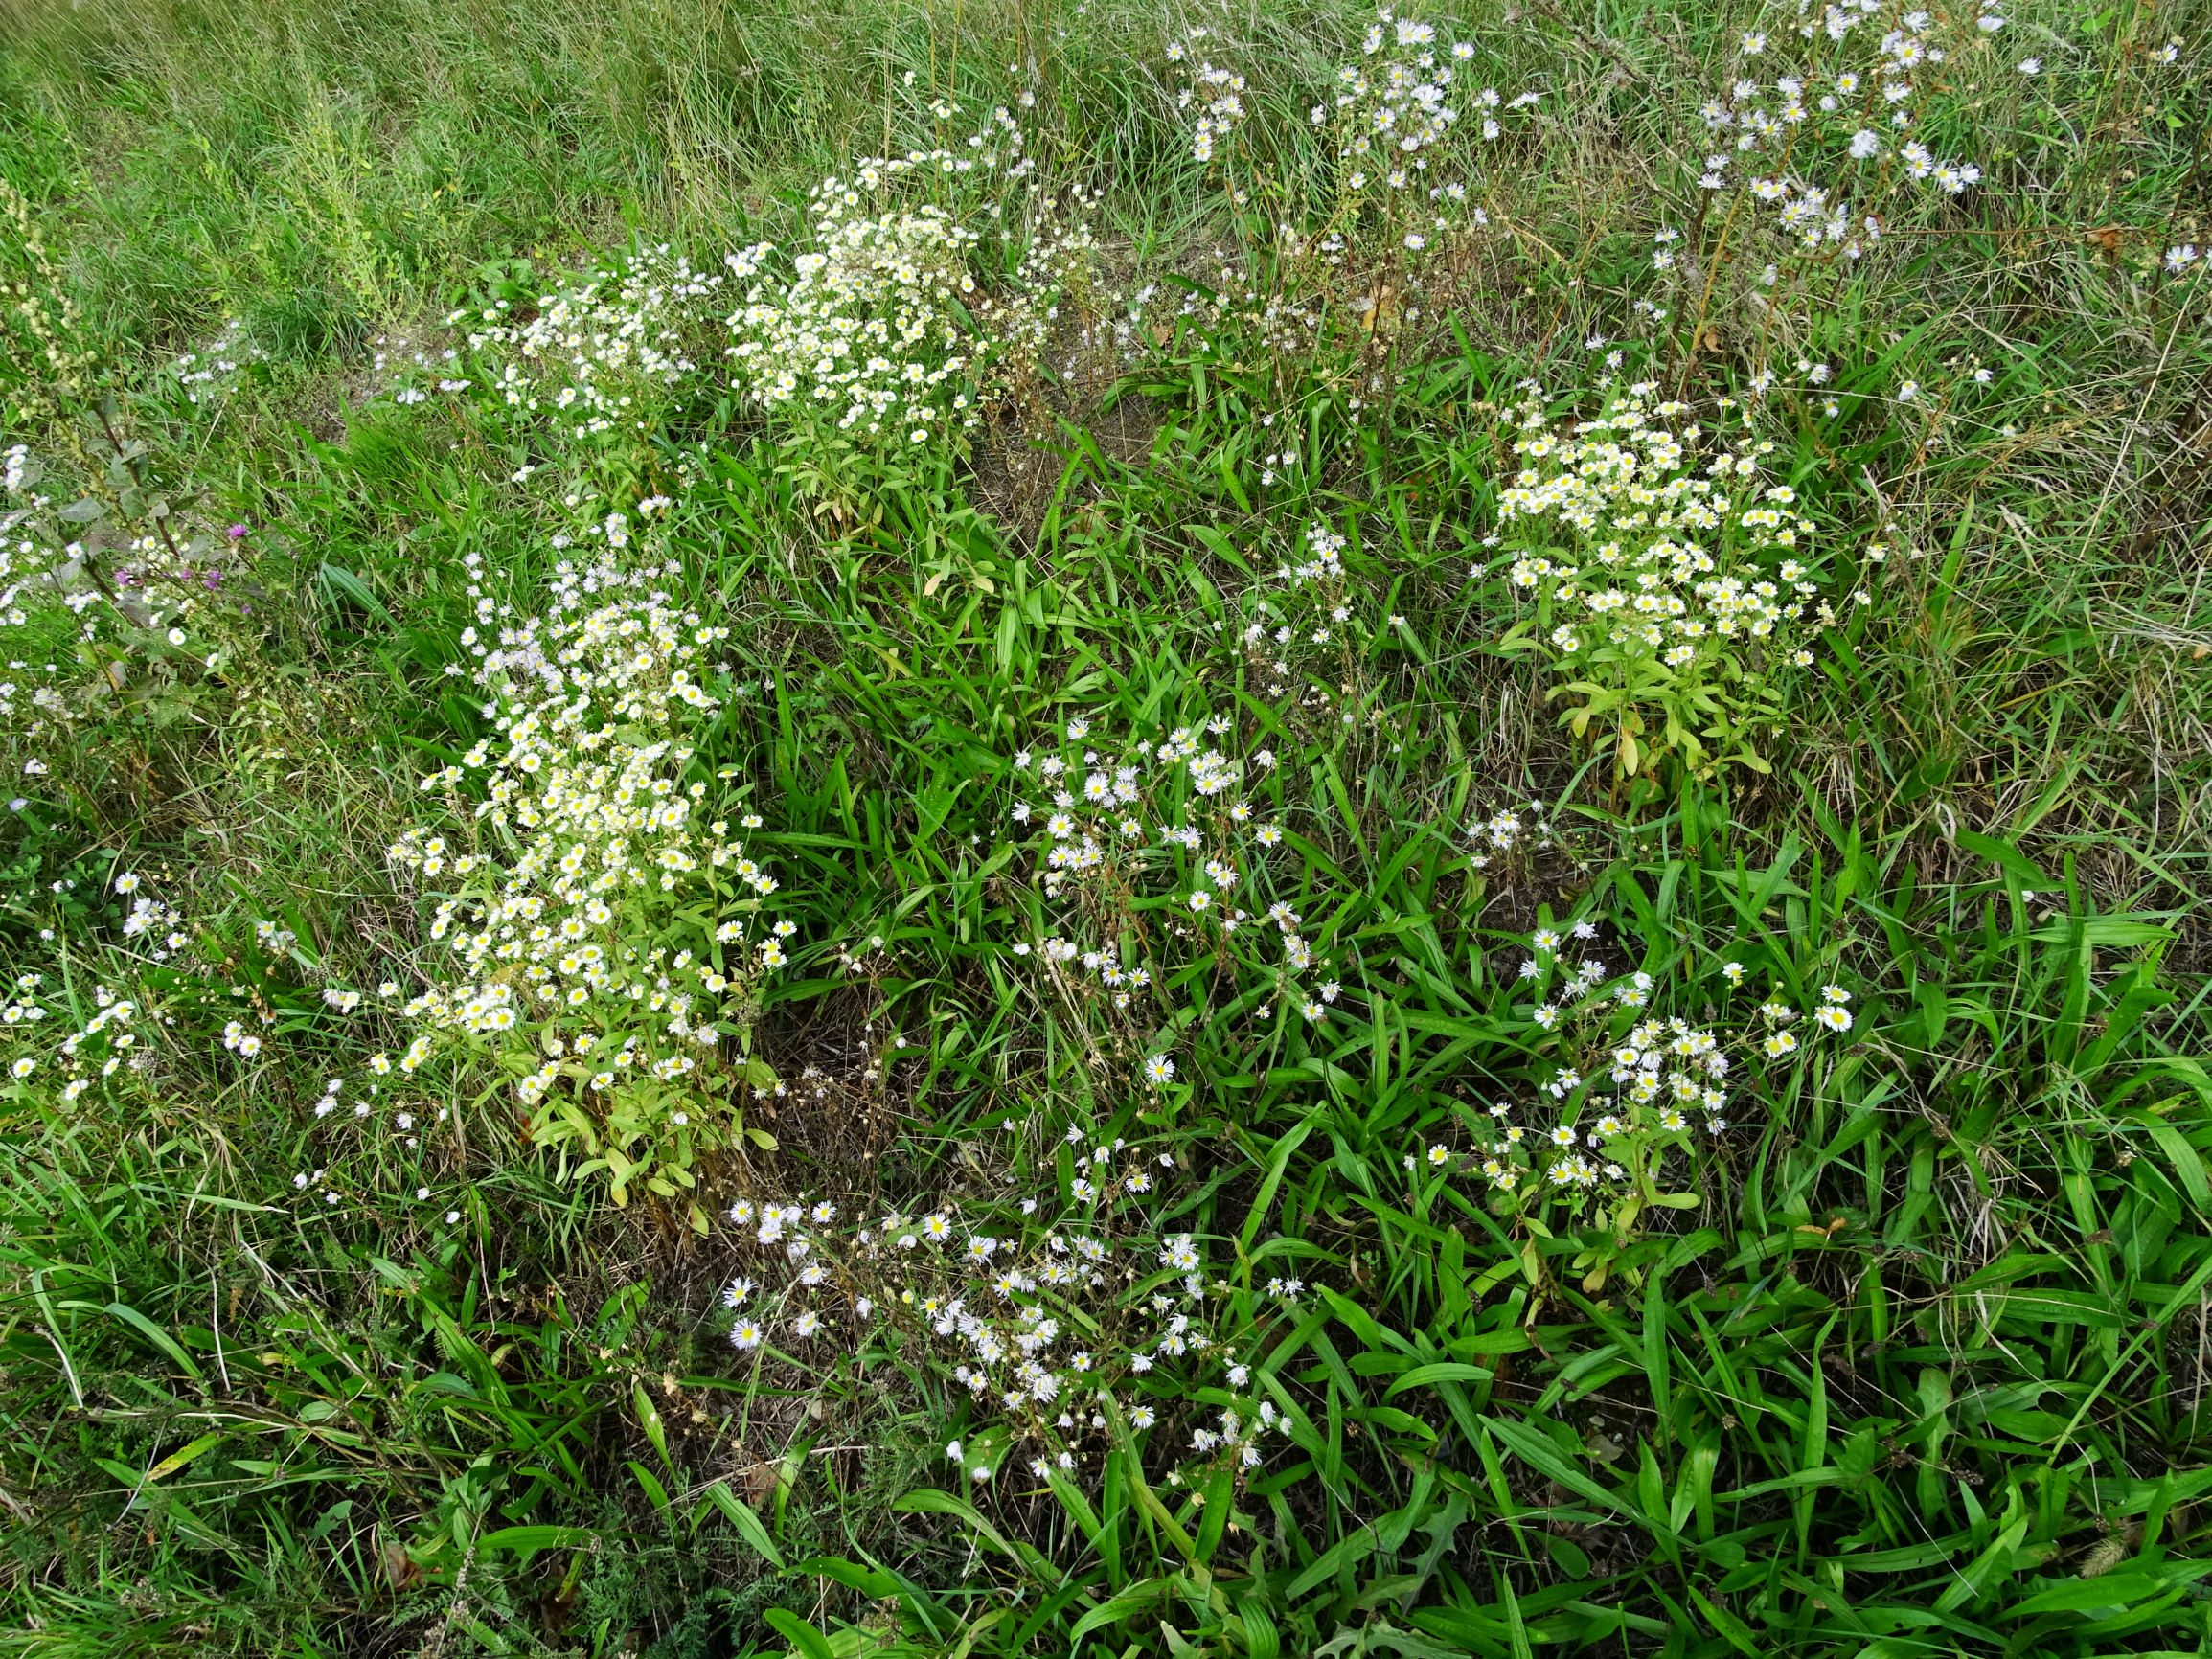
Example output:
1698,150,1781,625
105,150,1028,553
0,868,310,1121
168,317,268,410
1225,518,1434,753
1492,382,1863,779
1235,521,1372,712
718,1125,1308,1493
1004,707,1351,1079
0,451,280,788
1693,0,1991,265
1454,798,1598,915
1412,923,1855,1286
377,566,786,1214
425,245,727,444
1462,801,1568,874
0,968,151,1107
1651,0,2115,356
725,99,1094,465
1311,14,1536,251
1164,10,1539,368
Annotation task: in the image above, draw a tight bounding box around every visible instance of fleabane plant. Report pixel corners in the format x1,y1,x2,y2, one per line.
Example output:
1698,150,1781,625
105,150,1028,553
1310,13,1534,254
1236,522,1371,712
381,569,785,1215
0,870,317,1130
1005,707,1350,1083
1415,923,1855,1289
725,99,1094,475
1649,0,2143,364
718,1126,1309,1495
437,245,728,446
1166,10,1539,364
1493,382,1859,779
1688,0,2001,271
0,875,192,1108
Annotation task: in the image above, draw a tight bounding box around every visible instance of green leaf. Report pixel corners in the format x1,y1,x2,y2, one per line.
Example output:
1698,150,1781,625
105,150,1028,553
896,1487,1024,1564
1480,1416,1630,1518
705,1479,787,1569
762,1608,837,1659
2009,1564,2212,1614
1069,1574,1183,1640
1953,830,2046,889
104,1302,203,1381
2131,1109,2210,1206
315,561,396,625
633,1378,672,1470
789,1556,897,1599
477,1525,593,1554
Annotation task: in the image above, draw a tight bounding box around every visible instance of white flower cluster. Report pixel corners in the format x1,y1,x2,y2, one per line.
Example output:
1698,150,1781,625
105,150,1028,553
2,875,216,1107
726,202,980,444
1429,929,1855,1202
371,329,463,404
1012,711,1341,1053
1150,11,1543,385
1169,30,1248,167
376,581,787,1199
725,105,1091,448
170,317,267,407
1463,803,1569,872
1320,11,1523,233
117,880,192,963
1071,272,1354,379
41,983,143,1102
718,1130,1304,1491
1177,9,1539,259
0,974,57,1084
1697,0,1994,266
1281,521,1347,587
1499,384,1829,666
445,246,725,441
1341,13,1462,150
1230,521,1383,714
0,460,64,647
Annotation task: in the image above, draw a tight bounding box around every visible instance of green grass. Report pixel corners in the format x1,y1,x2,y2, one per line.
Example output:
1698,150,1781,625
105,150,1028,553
3,0,2211,1654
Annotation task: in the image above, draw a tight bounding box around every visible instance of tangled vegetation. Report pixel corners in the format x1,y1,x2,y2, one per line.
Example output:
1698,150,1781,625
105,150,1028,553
2,1,2209,1655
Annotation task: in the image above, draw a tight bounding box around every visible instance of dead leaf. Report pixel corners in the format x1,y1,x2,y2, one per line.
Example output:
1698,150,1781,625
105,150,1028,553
1356,284,1402,335
380,1538,420,1590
